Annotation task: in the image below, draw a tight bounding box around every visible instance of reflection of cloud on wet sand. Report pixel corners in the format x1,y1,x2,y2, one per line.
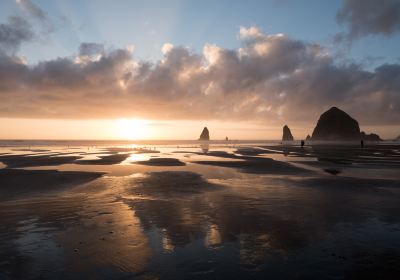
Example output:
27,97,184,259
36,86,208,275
118,171,400,275
121,172,310,253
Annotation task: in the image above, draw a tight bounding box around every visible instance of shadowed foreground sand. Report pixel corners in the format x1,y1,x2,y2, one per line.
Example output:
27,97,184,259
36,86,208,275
0,142,400,279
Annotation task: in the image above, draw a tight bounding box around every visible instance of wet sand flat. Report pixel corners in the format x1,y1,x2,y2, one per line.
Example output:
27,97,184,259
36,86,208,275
135,158,186,166
0,154,83,168
0,169,105,201
0,142,400,279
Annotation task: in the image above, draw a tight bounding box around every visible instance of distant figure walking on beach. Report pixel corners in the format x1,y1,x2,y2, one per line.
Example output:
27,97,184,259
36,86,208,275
361,139,364,148
301,140,305,148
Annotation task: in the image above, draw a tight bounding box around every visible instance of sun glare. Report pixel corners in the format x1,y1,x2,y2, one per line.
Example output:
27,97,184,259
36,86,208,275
116,118,150,140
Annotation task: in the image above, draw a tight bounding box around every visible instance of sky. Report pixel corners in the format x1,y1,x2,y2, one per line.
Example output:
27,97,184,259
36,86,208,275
0,0,400,140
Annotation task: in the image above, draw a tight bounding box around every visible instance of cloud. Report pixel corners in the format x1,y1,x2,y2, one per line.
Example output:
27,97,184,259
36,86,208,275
16,0,54,33
0,0,54,55
0,26,400,126
17,0,46,21
161,43,174,55
0,16,33,53
336,0,400,41
75,42,105,64
78,42,105,57
239,26,264,40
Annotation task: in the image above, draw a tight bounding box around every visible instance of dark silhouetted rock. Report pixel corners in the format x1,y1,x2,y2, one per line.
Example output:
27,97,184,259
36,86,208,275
199,127,210,140
396,135,400,141
360,131,382,141
282,125,294,141
311,107,360,141
306,135,311,141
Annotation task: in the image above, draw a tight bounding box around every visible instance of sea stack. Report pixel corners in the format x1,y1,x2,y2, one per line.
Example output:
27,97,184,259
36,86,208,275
282,125,294,141
306,135,311,141
360,131,382,141
199,127,210,140
311,107,360,141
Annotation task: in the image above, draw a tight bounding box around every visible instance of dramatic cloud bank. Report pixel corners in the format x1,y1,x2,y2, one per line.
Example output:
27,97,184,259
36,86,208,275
336,0,400,41
0,8,400,125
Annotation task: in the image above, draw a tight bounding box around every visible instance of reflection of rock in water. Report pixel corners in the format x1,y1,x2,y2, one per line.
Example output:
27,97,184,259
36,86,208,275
200,143,209,153
283,147,289,156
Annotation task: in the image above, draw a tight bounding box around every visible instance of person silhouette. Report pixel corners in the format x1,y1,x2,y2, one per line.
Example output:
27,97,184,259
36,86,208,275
301,140,305,148
361,139,364,148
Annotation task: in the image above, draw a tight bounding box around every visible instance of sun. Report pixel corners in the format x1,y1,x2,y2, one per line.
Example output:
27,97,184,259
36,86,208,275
116,118,150,140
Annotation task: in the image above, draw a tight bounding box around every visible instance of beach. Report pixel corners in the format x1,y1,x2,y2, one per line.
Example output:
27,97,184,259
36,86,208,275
1,140,400,279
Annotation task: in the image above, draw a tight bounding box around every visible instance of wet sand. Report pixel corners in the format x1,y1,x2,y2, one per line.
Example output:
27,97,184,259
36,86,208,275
135,158,186,166
0,154,82,168
0,142,400,279
0,169,104,201
75,153,131,165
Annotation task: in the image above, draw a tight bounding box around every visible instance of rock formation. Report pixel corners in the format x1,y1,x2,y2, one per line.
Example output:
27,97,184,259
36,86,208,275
311,107,360,141
199,127,210,140
282,125,294,141
360,131,382,141
306,135,311,141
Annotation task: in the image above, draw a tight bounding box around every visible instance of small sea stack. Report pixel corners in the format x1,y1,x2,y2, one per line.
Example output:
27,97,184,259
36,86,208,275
360,131,382,141
282,125,294,141
199,127,210,140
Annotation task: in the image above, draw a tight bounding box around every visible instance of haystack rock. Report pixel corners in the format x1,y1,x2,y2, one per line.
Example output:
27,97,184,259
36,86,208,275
306,135,311,141
360,131,382,141
282,125,294,141
199,127,210,140
311,107,360,141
